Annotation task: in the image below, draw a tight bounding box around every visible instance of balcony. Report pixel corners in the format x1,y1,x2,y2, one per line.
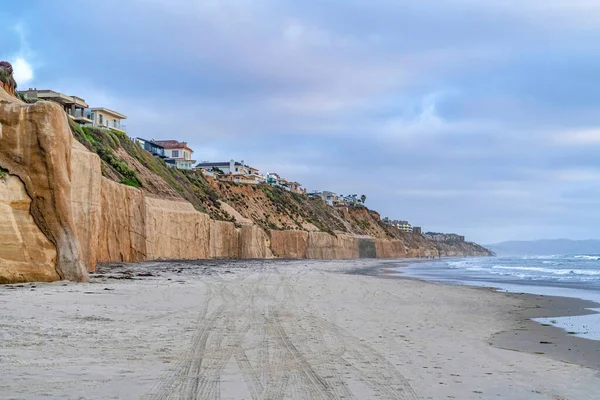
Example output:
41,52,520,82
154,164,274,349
91,121,127,133
67,109,92,125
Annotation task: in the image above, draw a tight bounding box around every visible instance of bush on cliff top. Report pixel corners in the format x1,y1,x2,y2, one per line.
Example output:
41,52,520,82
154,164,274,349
70,120,142,188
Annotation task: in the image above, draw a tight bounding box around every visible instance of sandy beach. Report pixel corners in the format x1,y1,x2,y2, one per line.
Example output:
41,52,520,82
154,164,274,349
1,259,599,399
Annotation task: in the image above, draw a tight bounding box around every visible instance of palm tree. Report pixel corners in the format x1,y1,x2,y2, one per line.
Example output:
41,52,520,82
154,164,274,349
361,194,367,204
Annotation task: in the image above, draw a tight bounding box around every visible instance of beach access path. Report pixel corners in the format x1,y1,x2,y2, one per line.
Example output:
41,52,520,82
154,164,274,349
0,259,598,399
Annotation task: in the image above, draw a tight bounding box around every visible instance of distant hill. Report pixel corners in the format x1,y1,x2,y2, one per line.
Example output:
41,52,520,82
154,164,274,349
486,239,600,256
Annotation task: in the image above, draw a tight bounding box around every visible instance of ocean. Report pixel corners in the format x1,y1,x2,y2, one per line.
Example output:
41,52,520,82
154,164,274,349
390,255,600,340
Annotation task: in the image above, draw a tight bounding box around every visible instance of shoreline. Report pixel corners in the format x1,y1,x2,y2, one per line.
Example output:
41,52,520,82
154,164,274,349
1,258,599,398
349,262,600,370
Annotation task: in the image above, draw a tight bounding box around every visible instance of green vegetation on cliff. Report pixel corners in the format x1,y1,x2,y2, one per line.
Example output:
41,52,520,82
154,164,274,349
69,119,226,216
70,120,142,188
69,120,381,235
67,121,446,241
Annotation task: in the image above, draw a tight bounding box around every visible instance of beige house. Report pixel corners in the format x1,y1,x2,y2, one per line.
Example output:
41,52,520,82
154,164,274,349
223,173,264,185
86,107,127,133
288,182,305,194
17,88,92,125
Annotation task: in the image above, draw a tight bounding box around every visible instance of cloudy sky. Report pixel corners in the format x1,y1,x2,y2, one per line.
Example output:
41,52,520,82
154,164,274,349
2,1,600,244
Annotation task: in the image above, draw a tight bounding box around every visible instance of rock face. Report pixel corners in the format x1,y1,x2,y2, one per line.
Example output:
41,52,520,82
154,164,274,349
269,230,309,259
0,81,492,283
0,84,87,282
71,143,102,271
0,175,58,283
97,179,146,263
145,197,211,260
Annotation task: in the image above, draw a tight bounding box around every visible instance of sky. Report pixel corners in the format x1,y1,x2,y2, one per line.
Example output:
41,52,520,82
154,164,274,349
2,1,600,244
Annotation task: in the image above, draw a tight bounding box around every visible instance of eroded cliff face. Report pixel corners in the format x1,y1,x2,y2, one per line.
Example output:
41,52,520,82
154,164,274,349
0,86,87,282
0,81,491,283
0,135,492,282
0,175,58,283
71,143,101,271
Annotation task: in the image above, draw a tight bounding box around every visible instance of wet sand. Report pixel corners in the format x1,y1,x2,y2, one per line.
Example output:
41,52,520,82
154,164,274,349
0,259,599,399
363,262,600,370
491,292,600,370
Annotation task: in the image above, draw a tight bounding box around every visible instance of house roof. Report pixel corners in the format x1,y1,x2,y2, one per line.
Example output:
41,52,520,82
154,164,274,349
18,89,89,108
90,107,127,119
155,140,194,153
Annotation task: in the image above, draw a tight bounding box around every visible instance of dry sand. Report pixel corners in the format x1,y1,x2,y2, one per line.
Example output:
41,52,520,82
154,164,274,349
0,259,599,399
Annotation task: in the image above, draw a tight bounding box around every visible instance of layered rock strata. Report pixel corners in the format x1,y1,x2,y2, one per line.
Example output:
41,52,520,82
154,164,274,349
0,85,87,282
0,80,491,283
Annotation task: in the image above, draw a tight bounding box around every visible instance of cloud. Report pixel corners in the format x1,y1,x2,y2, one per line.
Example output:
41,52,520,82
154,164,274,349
12,57,33,86
553,129,600,145
3,22,36,87
5,0,600,243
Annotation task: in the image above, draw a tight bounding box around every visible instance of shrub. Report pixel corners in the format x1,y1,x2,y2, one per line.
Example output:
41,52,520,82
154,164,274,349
120,178,141,188
69,123,142,189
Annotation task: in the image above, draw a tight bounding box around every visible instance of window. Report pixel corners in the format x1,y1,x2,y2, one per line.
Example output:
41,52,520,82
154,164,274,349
113,119,117,127
172,150,179,158
99,114,103,124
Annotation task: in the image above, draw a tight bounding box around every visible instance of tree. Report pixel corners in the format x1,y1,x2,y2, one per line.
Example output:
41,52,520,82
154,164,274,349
361,194,367,204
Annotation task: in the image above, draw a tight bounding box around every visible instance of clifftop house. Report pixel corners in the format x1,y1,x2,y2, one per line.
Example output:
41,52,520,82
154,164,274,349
196,160,265,184
383,218,413,233
86,107,127,133
309,191,340,206
155,140,196,170
17,88,91,125
133,138,167,158
196,160,257,175
16,88,128,133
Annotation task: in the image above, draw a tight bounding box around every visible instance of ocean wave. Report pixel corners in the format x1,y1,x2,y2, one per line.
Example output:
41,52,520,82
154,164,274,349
447,261,470,268
522,255,561,260
573,255,600,261
491,265,600,276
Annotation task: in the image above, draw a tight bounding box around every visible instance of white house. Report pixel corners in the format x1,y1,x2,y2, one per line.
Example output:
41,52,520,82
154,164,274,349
154,140,196,170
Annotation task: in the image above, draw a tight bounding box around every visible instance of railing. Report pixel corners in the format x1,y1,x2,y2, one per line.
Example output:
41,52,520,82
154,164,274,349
91,121,127,132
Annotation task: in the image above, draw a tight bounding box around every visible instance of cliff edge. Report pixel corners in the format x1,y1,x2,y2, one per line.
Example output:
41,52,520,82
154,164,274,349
0,64,87,283
0,65,491,283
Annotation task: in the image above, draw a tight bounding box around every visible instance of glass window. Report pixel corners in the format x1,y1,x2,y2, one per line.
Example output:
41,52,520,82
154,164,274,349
99,114,103,124
172,150,179,158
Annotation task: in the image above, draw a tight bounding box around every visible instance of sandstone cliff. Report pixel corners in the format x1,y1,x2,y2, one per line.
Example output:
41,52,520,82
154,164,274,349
0,80,87,283
0,70,492,283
